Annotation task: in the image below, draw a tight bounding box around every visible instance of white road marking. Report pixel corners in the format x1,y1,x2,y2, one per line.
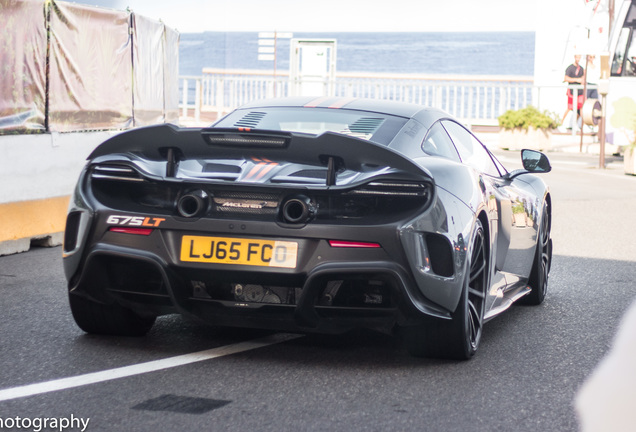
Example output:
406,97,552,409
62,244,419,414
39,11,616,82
0,333,302,402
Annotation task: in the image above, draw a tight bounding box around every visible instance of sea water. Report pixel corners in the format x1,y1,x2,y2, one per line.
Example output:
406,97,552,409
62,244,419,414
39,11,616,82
179,31,535,77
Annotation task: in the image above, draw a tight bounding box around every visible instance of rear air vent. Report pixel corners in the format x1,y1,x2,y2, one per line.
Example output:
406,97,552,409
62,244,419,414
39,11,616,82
91,165,144,182
289,169,327,179
349,117,384,134
63,211,82,252
234,111,266,128
203,163,242,174
348,181,430,197
426,234,454,277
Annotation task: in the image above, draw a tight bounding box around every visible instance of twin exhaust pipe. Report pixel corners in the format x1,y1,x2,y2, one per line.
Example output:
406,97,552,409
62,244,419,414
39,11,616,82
281,195,316,224
176,190,209,218
176,191,315,224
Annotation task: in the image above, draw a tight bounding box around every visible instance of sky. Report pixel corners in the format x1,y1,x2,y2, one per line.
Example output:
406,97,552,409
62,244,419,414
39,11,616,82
73,0,538,33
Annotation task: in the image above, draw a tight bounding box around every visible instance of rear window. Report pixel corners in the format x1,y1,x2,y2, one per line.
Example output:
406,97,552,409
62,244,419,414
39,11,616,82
213,107,408,145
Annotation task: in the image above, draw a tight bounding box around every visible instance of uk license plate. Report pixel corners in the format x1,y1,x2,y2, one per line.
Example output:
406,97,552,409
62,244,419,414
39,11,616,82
180,235,298,268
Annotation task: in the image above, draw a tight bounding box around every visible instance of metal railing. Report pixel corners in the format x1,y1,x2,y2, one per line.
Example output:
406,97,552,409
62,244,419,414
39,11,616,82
179,69,538,126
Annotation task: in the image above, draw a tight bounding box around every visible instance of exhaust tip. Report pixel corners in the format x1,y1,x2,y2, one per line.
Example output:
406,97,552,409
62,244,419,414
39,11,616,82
282,195,315,224
177,190,208,218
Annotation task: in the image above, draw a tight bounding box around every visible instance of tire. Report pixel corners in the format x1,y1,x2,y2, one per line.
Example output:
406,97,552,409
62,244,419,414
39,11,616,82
404,219,488,360
518,201,552,306
69,293,156,336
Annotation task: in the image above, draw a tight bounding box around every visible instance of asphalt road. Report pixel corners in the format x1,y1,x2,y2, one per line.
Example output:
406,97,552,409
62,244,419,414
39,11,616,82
1,150,635,432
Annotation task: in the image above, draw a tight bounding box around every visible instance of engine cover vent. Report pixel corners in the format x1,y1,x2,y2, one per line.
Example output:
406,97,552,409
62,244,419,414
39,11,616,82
349,117,385,134
233,111,266,128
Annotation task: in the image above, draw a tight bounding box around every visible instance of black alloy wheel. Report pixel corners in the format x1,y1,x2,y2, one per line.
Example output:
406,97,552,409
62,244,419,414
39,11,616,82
519,201,552,305
463,220,487,355
404,219,488,360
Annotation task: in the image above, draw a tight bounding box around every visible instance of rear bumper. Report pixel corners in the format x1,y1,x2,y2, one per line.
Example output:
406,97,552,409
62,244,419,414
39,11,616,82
68,242,452,335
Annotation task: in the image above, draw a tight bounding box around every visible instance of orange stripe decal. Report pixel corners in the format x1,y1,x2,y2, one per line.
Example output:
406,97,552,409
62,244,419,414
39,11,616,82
304,96,332,108
328,97,356,109
253,163,278,180
244,164,265,180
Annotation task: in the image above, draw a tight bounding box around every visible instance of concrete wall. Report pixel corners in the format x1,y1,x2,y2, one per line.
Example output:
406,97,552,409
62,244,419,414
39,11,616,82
0,131,117,255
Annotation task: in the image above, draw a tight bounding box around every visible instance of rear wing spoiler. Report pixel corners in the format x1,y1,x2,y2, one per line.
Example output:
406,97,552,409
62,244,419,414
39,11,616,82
89,124,433,183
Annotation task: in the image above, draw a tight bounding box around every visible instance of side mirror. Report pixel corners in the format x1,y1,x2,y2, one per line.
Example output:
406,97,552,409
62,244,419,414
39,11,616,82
521,149,551,173
504,149,552,180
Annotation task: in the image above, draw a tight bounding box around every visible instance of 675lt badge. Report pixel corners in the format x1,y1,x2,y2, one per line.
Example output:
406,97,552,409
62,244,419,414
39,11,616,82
106,215,165,227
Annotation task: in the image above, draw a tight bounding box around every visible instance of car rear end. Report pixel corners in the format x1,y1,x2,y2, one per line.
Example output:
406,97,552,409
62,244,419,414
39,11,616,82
63,118,453,335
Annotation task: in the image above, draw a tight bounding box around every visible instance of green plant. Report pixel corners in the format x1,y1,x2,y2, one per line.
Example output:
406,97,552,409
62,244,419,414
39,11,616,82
498,106,559,131
512,202,526,214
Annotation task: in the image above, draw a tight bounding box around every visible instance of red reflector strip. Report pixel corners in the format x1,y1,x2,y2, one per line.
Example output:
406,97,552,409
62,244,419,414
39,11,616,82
328,240,381,248
109,227,153,236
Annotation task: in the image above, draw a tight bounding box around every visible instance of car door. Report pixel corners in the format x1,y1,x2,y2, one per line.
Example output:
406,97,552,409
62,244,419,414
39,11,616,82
439,121,509,307
441,121,538,282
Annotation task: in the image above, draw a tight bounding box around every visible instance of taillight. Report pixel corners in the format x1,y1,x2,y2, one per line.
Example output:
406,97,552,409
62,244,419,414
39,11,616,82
329,240,381,248
109,227,153,236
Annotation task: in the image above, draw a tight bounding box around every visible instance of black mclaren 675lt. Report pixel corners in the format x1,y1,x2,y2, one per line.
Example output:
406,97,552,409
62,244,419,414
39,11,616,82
63,97,553,359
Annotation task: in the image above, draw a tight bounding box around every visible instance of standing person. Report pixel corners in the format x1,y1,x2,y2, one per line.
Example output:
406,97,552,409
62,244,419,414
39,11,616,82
561,54,585,129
